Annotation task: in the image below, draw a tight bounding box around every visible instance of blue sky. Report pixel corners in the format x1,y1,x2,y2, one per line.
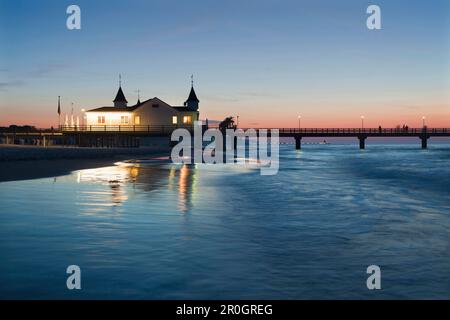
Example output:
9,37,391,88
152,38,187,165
0,0,449,127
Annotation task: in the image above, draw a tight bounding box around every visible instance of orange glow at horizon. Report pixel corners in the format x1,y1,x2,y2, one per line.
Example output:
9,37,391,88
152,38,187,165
1,99,449,129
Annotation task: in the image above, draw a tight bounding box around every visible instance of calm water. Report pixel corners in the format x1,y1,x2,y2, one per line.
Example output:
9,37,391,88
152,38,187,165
1,143,450,299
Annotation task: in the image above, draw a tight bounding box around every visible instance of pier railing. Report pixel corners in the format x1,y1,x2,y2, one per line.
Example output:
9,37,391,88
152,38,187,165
60,124,196,133
261,128,450,135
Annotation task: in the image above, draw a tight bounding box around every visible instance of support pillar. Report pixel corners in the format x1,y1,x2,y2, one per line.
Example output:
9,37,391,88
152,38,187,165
421,136,429,149
295,136,302,150
358,136,367,149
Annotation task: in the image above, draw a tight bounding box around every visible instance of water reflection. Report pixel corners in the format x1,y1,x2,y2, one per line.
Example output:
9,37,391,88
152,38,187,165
75,163,197,215
169,165,197,212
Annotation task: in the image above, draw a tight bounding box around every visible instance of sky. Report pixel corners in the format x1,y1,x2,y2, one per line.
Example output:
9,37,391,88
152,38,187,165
0,0,449,128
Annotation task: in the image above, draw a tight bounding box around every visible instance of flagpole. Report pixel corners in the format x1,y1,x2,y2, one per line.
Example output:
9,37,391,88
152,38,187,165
58,96,61,130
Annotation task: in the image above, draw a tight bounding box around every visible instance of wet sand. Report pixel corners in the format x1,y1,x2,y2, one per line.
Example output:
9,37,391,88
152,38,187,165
0,145,169,182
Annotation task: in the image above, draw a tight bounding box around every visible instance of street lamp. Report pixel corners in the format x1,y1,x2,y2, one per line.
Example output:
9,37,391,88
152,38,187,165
70,103,75,127
81,109,86,128
361,116,365,129
298,116,301,131
422,116,426,128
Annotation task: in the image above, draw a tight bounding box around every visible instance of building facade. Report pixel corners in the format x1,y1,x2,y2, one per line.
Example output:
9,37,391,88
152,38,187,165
84,84,200,130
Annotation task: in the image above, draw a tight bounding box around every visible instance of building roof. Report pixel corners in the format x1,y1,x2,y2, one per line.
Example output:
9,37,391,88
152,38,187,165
186,87,199,102
113,86,128,103
87,97,194,113
86,106,139,112
173,106,197,112
86,95,199,112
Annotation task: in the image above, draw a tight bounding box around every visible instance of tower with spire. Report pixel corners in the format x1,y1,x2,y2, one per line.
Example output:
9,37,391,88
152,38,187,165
113,74,128,107
184,74,199,111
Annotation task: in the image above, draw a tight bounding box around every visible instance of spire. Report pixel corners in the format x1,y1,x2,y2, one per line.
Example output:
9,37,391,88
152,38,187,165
184,75,199,110
187,74,199,102
113,74,128,107
113,87,128,104
187,86,199,102
137,89,141,104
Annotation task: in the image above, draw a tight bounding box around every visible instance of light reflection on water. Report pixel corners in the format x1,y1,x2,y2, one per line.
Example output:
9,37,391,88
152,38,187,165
0,144,450,299
74,163,199,214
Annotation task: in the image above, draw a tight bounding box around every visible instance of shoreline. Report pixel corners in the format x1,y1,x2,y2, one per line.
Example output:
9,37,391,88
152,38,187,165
2,141,450,183
0,144,170,161
0,145,169,182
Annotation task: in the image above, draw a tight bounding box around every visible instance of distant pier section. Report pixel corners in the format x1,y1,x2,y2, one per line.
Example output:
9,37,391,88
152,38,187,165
273,127,450,150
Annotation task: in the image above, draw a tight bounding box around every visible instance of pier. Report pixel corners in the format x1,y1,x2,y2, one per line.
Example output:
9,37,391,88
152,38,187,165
0,126,449,149
271,127,450,150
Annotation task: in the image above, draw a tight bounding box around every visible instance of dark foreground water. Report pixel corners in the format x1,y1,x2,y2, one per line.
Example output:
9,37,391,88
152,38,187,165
1,143,450,299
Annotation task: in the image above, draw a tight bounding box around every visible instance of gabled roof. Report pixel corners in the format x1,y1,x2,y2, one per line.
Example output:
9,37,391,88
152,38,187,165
86,106,139,112
145,97,172,108
173,106,198,112
113,86,128,103
87,97,167,112
186,87,199,102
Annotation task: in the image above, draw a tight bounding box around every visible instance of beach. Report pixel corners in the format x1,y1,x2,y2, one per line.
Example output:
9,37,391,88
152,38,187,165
0,145,169,182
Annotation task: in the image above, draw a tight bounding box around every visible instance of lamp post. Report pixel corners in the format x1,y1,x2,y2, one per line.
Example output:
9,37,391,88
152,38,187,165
422,116,426,128
361,115,365,129
81,109,86,128
298,116,301,131
70,103,75,127
237,115,239,128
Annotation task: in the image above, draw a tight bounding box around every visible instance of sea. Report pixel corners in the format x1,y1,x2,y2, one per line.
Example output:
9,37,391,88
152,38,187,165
1,140,449,299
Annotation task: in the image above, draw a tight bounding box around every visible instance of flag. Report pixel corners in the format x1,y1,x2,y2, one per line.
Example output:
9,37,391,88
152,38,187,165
57,96,61,115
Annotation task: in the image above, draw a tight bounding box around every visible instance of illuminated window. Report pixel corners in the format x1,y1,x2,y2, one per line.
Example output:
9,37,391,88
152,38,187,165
183,116,192,124
134,116,141,125
121,116,129,124
97,116,105,124
172,116,178,125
